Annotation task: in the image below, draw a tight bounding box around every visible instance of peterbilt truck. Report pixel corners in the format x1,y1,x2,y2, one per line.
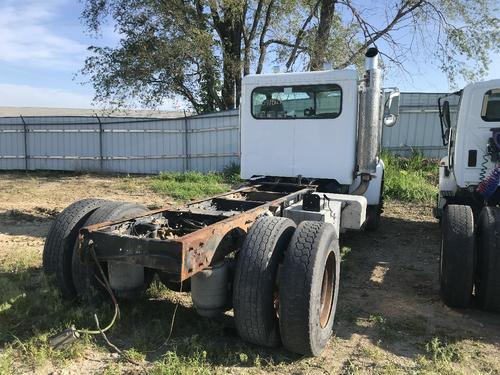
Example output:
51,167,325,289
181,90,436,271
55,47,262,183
436,80,500,312
43,47,400,356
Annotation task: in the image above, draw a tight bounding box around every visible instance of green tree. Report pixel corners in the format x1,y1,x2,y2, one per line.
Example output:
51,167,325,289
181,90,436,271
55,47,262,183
80,0,499,113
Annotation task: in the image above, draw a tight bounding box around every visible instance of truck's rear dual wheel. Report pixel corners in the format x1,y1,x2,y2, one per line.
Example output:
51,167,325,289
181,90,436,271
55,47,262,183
475,207,500,312
72,202,149,299
43,199,148,299
279,221,340,356
233,217,296,347
440,204,475,308
43,198,110,298
233,218,340,356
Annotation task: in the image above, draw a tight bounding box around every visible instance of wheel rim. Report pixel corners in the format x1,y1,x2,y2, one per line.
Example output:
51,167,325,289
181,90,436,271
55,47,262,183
319,251,335,328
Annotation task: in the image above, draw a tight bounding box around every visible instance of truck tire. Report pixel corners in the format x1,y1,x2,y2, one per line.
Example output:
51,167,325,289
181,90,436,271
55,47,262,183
365,205,381,231
72,202,149,299
439,204,475,308
279,221,340,356
475,207,500,312
43,198,109,296
233,216,296,348
365,171,384,231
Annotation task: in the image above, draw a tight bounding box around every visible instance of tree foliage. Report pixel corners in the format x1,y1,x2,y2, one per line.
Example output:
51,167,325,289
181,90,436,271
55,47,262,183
80,0,499,113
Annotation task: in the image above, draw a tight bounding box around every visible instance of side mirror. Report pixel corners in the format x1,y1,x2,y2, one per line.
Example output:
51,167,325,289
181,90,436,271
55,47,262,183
383,89,400,127
442,100,451,129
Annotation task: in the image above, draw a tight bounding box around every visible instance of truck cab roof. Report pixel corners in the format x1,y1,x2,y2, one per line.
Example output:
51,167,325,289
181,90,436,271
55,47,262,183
242,69,358,86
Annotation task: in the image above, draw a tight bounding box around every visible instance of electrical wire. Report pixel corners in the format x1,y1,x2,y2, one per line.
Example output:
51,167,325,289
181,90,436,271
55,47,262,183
94,314,141,366
53,242,182,362
143,279,183,353
477,166,500,199
479,151,489,182
80,245,143,366
76,244,120,335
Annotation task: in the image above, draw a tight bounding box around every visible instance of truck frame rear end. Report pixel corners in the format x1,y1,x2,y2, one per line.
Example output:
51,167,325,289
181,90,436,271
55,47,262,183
79,182,312,282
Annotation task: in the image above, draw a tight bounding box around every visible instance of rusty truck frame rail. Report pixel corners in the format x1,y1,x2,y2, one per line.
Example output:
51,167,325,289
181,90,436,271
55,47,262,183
79,183,314,281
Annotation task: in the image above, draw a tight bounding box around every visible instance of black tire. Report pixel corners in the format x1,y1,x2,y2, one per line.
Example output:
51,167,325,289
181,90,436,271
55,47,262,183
279,221,340,356
475,207,500,312
72,202,149,299
233,216,296,348
43,198,109,297
43,198,108,274
440,204,475,308
365,205,381,231
365,171,384,231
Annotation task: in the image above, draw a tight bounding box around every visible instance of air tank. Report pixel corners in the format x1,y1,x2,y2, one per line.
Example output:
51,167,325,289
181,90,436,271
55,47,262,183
191,261,230,318
108,261,145,298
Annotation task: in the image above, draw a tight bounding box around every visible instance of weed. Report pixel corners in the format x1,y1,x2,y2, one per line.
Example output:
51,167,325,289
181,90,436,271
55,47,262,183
0,348,14,375
222,162,242,185
341,358,360,375
368,314,386,326
123,348,146,363
382,151,438,204
149,349,211,375
150,172,231,201
361,345,383,361
425,337,462,364
102,363,121,375
412,337,464,375
238,352,249,364
340,246,352,260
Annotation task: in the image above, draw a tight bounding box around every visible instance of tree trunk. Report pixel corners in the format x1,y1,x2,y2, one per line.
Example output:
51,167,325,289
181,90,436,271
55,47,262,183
212,8,243,110
309,0,336,71
221,24,242,109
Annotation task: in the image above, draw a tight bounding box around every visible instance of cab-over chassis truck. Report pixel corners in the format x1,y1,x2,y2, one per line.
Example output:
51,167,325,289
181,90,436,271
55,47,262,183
43,48,400,356
436,80,500,312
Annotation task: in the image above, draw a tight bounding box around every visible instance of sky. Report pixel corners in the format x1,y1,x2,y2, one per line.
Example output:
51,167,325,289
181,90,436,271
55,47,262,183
0,0,498,110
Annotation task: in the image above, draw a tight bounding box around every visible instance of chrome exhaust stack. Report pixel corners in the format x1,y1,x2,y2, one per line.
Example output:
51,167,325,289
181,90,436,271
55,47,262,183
356,47,382,177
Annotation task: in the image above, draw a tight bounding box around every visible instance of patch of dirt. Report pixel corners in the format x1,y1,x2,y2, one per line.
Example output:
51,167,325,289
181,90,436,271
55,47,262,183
0,171,171,216
0,172,499,374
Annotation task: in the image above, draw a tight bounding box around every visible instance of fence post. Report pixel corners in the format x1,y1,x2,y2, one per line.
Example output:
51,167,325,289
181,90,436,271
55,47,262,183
20,115,28,171
183,110,190,171
95,114,104,172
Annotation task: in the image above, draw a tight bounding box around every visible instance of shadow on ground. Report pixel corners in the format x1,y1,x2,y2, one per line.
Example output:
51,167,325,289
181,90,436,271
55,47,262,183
335,212,500,364
0,209,54,237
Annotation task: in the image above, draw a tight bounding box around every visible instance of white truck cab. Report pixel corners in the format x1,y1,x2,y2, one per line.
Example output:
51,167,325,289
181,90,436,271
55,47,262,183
240,69,359,184
240,48,400,229
436,79,500,313
436,79,500,215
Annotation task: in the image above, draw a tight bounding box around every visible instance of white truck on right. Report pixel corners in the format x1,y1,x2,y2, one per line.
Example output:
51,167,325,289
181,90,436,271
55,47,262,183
435,79,500,312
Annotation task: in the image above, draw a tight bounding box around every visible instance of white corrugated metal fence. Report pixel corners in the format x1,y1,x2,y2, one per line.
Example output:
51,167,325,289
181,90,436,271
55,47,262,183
0,111,239,173
382,92,459,159
0,92,456,173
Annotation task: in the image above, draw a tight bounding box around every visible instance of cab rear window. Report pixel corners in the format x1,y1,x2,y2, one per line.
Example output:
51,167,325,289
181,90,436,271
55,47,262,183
481,89,500,122
251,84,342,119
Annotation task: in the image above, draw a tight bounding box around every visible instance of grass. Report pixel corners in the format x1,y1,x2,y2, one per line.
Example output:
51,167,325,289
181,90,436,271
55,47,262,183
148,153,438,204
382,151,439,204
150,172,232,201
147,153,439,204
414,337,464,374
110,163,241,203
